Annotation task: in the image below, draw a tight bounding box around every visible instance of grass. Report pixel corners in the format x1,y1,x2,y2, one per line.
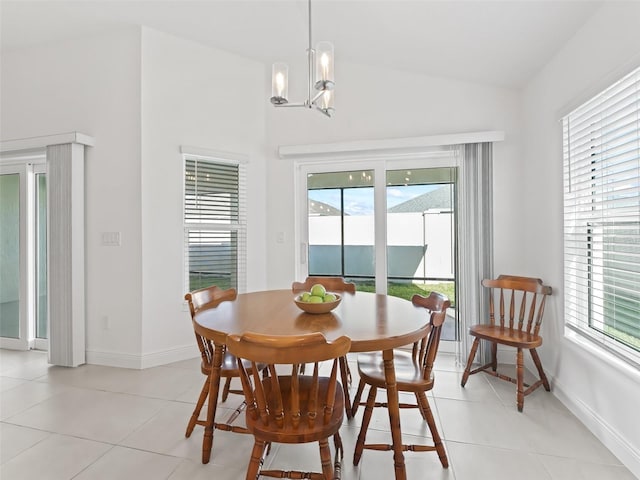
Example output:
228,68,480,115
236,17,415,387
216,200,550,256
604,325,640,351
188,275,456,307
189,275,232,291
355,281,455,306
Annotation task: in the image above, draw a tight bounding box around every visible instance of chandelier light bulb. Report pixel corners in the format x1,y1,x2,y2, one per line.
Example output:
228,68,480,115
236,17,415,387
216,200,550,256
275,72,285,97
271,62,289,105
321,53,329,81
315,41,334,91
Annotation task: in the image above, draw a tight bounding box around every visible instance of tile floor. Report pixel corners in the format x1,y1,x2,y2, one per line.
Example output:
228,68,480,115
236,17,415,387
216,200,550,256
0,349,635,480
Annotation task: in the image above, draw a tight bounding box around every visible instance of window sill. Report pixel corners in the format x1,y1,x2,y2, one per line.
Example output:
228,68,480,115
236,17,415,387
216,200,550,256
564,327,640,384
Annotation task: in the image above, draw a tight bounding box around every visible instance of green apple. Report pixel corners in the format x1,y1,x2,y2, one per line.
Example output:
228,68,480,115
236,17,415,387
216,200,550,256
323,293,337,303
308,295,324,303
310,284,326,297
300,292,312,302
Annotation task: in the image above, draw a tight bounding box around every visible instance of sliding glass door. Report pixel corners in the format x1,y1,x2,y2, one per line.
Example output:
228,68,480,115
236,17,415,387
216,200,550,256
0,172,23,345
298,155,458,341
0,158,48,350
307,170,375,281
385,167,456,308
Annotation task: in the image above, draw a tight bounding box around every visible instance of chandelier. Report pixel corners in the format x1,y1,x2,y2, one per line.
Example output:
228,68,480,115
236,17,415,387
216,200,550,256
270,0,335,117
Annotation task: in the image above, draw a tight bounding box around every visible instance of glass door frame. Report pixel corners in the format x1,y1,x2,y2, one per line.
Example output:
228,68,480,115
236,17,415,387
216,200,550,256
296,159,388,292
0,152,47,350
33,163,48,350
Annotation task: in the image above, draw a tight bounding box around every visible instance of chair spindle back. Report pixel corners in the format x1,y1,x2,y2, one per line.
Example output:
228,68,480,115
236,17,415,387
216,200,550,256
482,275,552,335
410,292,450,382
226,332,351,431
185,285,237,368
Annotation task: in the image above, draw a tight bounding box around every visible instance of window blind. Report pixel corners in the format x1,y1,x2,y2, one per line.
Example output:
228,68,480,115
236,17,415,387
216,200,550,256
563,65,640,366
184,157,246,293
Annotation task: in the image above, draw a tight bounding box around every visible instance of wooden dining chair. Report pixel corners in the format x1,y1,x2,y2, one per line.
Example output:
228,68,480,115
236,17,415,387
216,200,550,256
292,276,356,418
226,331,352,480
351,292,450,469
291,276,357,295
184,285,267,443
460,275,552,411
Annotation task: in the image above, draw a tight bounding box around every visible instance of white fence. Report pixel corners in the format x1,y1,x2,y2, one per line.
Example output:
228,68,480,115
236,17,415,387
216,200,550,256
309,211,454,279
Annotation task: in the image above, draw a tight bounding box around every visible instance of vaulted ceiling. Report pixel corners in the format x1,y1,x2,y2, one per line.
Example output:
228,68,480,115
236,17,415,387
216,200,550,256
1,1,603,89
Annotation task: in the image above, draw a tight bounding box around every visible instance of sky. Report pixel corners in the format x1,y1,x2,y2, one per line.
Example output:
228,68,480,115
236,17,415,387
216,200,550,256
309,184,439,215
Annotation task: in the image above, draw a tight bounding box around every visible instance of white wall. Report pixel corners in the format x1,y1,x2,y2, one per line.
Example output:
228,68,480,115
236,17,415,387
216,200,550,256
0,28,144,362
522,2,640,476
265,61,524,288
139,28,267,364
0,26,268,368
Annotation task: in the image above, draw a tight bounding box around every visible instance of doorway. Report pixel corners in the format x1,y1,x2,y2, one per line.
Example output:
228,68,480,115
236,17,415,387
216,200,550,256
0,155,48,350
297,155,458,343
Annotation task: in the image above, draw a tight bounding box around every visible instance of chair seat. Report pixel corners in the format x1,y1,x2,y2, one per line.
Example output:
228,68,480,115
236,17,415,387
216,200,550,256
357,350,434,392
469,324,542,348
247,376,345,444
202,351,265,377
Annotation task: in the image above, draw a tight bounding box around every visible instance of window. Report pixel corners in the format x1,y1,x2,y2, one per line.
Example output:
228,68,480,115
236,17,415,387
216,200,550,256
183,154,246,293
563,65,640,366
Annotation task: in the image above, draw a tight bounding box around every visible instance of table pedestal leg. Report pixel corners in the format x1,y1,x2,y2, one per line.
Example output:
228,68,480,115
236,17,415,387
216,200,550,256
383,348,406,480
202,342,223,464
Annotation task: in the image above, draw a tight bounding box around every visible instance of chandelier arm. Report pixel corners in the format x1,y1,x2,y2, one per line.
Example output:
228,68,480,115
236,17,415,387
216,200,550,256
310,90,326,104
315,106,333,118
273,102,308,109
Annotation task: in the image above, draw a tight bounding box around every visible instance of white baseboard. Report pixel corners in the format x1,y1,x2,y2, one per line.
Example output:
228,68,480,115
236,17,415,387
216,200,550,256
140,345,199,369
85,350,143,369
85,344,198,369
552,374,640,478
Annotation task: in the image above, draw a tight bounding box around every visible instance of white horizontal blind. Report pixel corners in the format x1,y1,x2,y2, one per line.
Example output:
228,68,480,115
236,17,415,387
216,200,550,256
184,156,246,294
563,65,640,366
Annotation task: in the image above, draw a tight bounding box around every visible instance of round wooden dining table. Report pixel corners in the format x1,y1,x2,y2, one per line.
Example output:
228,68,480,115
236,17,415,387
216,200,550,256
192,289,431,480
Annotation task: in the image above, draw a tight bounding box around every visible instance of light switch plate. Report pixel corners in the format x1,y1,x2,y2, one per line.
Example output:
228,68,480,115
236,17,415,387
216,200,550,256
101,232,121,246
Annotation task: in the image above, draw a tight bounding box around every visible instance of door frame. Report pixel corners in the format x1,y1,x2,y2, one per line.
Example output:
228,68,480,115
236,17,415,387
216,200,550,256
32,162,48,351
295,151,460,352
